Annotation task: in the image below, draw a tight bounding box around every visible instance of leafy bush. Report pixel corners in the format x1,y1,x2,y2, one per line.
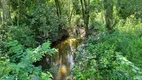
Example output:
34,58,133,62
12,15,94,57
0,40,56,80
29,3,60,40
9,25,37,48
116,0,142,19
73,36,119,80
73,18,142,79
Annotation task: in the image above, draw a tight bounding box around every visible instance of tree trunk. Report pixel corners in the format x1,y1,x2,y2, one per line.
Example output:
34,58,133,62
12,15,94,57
1,0,9,23
0,11,2,24
85,0,90,36
54,0,62,31
55,0,61,19
0,0,10,53
103,0,113,32
80,0,90,37
72,0,80,15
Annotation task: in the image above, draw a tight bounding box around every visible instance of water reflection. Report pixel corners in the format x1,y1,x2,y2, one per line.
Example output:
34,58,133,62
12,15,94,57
51,38,83,80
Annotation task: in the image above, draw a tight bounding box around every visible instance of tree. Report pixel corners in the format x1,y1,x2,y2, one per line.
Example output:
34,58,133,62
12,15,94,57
72,0,80,15
80,0,90,36
1,0,9,23
103,0,114,32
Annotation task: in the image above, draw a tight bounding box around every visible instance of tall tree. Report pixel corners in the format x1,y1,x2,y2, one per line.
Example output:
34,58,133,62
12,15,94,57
103,0,114,32
54,0,62,20
1,0,9,23
80,0,90,36
0,11,2,24
72,0,80,15
54,0,63,31
0,0,10,53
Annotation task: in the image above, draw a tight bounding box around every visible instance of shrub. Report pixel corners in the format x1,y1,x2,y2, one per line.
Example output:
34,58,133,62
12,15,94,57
0,40,56,80
73,23,142,79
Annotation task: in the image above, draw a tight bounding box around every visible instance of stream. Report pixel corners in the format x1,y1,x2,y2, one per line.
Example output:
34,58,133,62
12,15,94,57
34,27,86,80
51,37,83,80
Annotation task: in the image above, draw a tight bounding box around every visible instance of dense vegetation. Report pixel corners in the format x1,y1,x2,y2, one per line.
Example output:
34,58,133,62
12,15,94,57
0,0,142,80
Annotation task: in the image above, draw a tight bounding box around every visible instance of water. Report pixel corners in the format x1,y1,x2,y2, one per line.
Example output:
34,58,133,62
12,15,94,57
51,38,83,80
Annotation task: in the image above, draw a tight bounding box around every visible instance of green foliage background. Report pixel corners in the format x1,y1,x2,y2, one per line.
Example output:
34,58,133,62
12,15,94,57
0,0,142,80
